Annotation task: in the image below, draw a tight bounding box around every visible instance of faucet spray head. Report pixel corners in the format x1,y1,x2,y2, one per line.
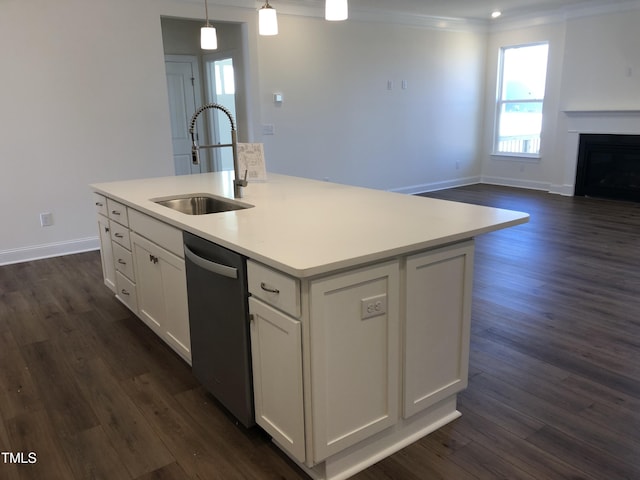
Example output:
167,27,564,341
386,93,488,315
191,145,200,165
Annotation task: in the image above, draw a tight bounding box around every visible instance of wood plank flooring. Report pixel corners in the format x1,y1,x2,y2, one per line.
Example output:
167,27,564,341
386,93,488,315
1,184,639,479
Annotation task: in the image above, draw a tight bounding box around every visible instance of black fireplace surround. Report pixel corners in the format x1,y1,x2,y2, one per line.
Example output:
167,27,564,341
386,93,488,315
575,133,640,202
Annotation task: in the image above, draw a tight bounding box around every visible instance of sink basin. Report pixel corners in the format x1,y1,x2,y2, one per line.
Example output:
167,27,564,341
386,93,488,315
153,194,253,215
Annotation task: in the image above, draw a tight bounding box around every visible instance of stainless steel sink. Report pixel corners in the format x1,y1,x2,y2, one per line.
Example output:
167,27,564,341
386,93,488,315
153,194,253,215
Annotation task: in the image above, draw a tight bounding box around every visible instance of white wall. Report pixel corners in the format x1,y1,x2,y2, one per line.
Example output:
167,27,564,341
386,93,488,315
480,6,640,194
257,15,487,191
560,10,640,110
0,0,175,263
479,21,567,191
2,0,639,264
0,0,486,263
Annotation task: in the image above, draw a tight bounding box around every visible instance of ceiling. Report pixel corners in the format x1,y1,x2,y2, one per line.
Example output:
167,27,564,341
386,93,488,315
346,0,636,21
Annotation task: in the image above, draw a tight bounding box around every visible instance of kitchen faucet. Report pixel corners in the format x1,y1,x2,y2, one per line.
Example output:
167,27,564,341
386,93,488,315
189,103,248,198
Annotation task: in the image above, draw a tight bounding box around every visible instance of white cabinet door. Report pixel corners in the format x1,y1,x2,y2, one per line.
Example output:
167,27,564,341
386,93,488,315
249,297,305,463
403,241,474,418
309,261,400,462
97,214,116,293
131,232,191,363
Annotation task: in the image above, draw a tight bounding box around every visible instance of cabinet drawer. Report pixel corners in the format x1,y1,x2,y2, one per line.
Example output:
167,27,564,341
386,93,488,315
110,221,131,249
248,260,300,318
94,193,108,216
113,243,135,281
107,198,129,226
115,271,138,313
129,209,183,258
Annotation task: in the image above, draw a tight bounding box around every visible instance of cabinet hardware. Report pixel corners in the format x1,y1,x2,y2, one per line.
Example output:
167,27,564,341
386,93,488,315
115,233,124,238
104,227,110,233
149,254,159,264
121,289,130,296
111,210,121,215
260,282,280,294
95,202,103,207
118,259,127,265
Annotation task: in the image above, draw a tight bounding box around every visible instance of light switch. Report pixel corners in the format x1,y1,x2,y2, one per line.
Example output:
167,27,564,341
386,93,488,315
274,93,283,104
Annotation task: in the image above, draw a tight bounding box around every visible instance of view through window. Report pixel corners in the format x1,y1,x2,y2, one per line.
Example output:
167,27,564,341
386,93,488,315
495,43,549,156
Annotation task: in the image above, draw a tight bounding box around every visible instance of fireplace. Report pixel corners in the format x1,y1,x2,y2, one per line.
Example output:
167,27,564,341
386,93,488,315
574,133,640,202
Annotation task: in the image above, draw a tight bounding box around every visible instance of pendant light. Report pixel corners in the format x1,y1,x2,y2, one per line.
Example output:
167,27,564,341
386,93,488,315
201,0,218,50
259,1,278,36
325,0,348,21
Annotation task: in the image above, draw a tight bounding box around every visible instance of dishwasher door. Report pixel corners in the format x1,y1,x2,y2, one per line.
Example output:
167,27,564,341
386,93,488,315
183,231,254,427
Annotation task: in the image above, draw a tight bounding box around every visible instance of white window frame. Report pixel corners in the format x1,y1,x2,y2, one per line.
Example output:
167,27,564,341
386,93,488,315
493,42,549,159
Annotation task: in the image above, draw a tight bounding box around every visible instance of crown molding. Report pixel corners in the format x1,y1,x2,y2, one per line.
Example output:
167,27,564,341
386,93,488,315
490,0,640,32
169,0,640,34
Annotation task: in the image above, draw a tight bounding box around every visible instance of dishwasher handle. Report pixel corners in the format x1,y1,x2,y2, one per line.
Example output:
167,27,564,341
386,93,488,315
184,244,238,279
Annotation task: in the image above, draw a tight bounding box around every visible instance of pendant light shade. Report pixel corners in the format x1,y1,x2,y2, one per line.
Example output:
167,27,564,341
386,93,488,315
325,0,348,21
201,25,218,49
200,0,218,50
259,1,278,36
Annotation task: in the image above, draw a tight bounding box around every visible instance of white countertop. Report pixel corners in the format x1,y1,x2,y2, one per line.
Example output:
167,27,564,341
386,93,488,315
92,172,529,278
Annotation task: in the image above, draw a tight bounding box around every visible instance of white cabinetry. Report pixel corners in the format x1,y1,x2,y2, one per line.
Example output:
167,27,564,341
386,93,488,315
104,197,138,311
249,297,305,462
94,193,116,292
309,261,400,461
130,219,191,364
403,241,474,418
93,194,190,364
247,259,401,465
248,261,305,462
247,246,472,478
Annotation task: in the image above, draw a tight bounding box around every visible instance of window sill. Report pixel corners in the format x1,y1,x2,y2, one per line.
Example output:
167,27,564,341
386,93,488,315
491,153,541,163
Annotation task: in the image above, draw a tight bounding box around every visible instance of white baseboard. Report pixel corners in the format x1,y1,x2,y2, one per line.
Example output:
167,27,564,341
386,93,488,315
480,175,551,192
0,236,100,266
549,183,576,196
390,176,481,195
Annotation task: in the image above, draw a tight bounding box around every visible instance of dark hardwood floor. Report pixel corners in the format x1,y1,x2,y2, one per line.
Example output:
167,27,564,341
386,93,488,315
1,184,639,479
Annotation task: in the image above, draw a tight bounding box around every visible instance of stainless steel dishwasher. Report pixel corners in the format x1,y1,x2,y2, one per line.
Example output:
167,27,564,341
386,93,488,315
183,231,254,427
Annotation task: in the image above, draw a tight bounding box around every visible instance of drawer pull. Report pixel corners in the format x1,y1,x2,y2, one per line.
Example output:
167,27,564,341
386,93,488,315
117,259,127,265
114,233,124,238
111,210,121,216
121,289,130,296
149,254,159,264
104,226,110,233
95,202,104,207
260,282,280,294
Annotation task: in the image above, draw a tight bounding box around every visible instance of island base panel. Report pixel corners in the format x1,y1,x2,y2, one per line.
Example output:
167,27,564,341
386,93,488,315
283,395,460,480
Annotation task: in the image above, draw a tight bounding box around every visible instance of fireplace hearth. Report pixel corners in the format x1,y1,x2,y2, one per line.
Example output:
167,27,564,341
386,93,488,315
574,134,640,202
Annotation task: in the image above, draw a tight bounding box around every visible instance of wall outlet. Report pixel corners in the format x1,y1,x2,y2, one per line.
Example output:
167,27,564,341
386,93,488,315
361,294,387,320
40,212,53,227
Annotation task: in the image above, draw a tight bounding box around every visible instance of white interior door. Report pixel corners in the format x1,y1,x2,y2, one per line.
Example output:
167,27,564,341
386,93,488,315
165,55,205,175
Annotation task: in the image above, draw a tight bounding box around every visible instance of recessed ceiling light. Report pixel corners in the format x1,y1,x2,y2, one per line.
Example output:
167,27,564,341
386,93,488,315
491,10,502,18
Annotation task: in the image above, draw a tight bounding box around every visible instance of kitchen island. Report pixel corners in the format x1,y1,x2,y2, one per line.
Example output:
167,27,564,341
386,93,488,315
91,172,528,480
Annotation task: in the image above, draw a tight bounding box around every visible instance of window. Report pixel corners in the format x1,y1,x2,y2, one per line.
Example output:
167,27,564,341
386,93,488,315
494,43,549,157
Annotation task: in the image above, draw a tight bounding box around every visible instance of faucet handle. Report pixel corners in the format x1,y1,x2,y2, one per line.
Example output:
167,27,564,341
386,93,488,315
238,169,248,187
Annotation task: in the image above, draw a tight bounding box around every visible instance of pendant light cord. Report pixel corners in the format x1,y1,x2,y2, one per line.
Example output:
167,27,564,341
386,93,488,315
204,0,211,27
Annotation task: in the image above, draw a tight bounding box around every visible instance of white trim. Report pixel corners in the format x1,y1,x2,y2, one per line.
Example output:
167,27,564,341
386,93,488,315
549,184,575,196
490,0,640,32
169,0,640,33
0,237,99,266
480,175,551,192
389,176,481,195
